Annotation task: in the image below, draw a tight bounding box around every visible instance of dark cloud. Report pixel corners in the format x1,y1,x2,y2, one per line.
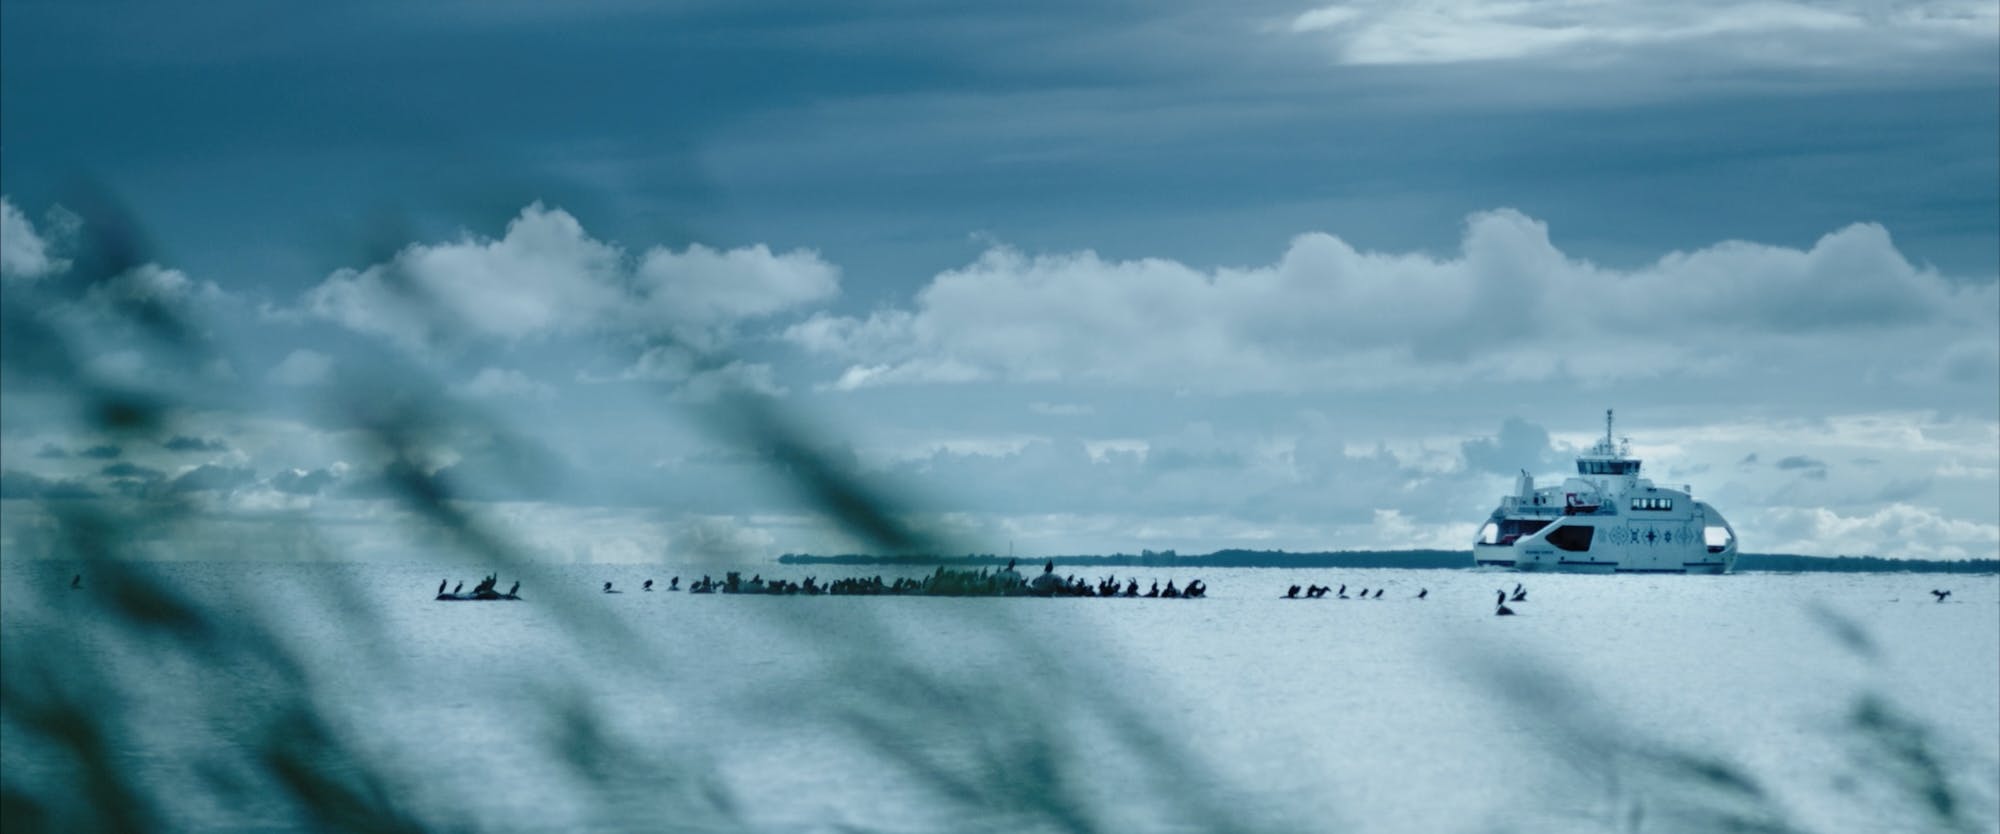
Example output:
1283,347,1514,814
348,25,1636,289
1775,455,1826,471
100,461,165,480
34,443,68,459
1461,418,1559,476
79,444,123,459
0,469,99,499
168,463,256,493
162,435,229,452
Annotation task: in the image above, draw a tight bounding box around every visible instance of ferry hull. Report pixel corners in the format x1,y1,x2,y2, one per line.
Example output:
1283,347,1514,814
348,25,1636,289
1473,543,1737,574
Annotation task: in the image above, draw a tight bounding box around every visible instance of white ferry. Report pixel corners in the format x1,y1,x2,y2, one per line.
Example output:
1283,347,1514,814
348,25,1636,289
1472,411,1738,574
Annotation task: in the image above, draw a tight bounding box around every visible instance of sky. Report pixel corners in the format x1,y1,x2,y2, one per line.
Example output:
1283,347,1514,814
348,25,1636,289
2,0,1996,562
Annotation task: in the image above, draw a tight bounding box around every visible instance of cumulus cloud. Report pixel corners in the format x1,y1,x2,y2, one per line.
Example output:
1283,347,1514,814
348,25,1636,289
788,210,1995,393
632,243,838,350
299,202,837,353
1753,502,1999,560
0,197,73,280
86,263,225,307
1460,418,1560,475
302,203,626,349
1287,0,1997,67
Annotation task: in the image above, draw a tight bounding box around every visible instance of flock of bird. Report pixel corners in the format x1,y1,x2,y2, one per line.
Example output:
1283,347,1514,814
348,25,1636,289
1284,583,1426,601
1283,582,1524,615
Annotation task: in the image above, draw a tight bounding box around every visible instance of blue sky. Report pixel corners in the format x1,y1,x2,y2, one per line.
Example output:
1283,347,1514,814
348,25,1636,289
3,0,1996,561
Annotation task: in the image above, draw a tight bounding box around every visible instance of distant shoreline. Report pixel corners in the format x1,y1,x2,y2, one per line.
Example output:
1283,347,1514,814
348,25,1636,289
777,549,1999,574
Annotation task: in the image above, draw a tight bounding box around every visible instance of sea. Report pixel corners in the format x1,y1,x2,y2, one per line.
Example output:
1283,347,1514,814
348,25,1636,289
3,559,1996,834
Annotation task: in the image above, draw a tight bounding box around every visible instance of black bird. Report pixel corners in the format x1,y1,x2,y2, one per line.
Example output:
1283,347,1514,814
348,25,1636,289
1931,589,1951,602
72,574,83,590
669,577,679,590
453,581,463,594
1495,590,1516,616
1337,584,1349,599
604,581,620,593
1416,588,1428,600
1509,585,1527,603
644,579,654,592
1373,588,1384,599
507,580,520,597
437,579,447,595
1356,588,1368,599
1286,585,1301,599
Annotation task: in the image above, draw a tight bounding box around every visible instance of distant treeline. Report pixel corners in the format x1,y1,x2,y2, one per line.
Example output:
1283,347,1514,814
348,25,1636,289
777,549,1998,574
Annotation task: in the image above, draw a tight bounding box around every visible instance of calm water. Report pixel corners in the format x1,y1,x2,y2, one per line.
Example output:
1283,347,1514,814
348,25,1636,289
4,560,1997,833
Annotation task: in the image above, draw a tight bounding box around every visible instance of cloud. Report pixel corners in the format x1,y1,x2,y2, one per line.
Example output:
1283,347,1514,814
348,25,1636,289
1286,0,1997,67
163,435,230,453
169,464,258,493
267,349,334,387
666,515,778,562
1460,417,1560,475
1774,455,1830,480
302,203,626,350
1754,502,1999,560
299,202,837,353
85,263,225,307
632,242,838,350
269,465,343,496
100,462,165,480
452,367,556,400
598,345,786,401
0,470,99,500
79,444,123,460
788,210,1995,393
672,362,784,403
1,198,73,280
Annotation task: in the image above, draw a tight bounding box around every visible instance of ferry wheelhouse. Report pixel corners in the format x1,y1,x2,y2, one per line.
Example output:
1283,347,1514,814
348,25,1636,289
1472,411,1738,574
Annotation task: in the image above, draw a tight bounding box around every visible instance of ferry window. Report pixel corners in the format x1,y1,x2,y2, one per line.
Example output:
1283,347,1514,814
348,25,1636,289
1630,497,1674,511
1546,525,1594,552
